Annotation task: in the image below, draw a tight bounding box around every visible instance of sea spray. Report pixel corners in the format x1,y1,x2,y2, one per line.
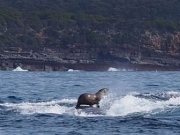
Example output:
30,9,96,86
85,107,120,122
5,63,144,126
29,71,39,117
106,93,180,116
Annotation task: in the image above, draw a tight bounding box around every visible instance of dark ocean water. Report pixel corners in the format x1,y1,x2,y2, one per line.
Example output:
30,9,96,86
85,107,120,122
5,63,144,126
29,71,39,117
0,69,180,135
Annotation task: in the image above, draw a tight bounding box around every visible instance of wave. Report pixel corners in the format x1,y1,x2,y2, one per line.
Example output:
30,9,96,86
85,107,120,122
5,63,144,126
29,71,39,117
0,99,77,115
1,92,180,117
107,67,119,71
107,67,133,72
67,69,81,72
12,66,28,71
106,92,180,116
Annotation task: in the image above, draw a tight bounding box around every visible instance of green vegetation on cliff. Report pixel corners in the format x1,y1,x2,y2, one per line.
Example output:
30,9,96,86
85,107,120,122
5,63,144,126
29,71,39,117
0,0,180,54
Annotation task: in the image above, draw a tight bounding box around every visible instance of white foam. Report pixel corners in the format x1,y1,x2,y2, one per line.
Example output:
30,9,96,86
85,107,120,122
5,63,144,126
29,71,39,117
67,69,81,72
166,91,179,95
12,66,28,71
73,109,103,117
1,93,180,117
107,67,132,72
107,67,119,71
0,99,77,115
20,103,67,114
57,98,77,104
106,94,180,116
165,97,180,105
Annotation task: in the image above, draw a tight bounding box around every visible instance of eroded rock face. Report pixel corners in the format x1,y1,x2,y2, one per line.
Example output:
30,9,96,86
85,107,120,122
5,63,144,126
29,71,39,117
0,43,180,71
143,31,180,55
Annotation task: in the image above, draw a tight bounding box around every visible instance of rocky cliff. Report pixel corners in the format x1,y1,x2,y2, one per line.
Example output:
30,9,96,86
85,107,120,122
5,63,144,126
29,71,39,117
0,0,180,71
0,43,180,71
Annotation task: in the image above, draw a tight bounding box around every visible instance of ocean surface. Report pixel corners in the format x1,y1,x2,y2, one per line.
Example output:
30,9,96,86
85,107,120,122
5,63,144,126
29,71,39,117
0,68,180,135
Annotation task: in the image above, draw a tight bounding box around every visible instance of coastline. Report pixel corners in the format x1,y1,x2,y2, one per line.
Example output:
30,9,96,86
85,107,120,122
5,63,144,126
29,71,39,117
1,58,180,72
1,47,180,71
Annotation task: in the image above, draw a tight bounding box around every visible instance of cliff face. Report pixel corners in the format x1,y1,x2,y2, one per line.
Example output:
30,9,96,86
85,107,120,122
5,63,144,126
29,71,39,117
0,41,180,71
0,0,180,71
143,31,180,55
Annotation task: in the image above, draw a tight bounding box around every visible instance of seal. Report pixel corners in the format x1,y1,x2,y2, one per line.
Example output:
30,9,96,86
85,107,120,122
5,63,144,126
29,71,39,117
75,88,109,109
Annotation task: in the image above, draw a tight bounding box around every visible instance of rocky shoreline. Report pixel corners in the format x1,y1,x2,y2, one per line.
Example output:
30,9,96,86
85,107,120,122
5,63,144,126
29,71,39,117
0,47,180,71
0,1,180,71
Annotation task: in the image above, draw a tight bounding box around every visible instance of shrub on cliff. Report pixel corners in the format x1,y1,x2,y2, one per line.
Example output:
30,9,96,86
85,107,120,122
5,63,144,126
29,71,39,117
0,0,180,55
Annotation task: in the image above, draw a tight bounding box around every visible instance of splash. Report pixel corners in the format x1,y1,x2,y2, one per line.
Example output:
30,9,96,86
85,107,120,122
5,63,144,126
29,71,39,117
106,92,180,116
12,66,28,71
106,95,161,116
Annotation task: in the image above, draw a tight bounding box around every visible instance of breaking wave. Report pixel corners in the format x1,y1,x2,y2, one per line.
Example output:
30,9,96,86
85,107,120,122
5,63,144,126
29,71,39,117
67,69,81,72
12,66,28,71
1,91,180,117
107,67,132,72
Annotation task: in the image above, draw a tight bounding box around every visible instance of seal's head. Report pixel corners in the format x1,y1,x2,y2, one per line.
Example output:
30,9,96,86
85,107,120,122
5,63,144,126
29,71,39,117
96,88,109,95
96,88,109,97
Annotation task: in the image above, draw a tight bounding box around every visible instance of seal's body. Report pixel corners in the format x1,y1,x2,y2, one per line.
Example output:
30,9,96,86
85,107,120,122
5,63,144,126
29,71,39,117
75,88,109,109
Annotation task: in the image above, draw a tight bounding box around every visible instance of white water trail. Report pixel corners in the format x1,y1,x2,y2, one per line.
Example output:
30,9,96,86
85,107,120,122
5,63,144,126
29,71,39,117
0,99,77,115
1,92,180,117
